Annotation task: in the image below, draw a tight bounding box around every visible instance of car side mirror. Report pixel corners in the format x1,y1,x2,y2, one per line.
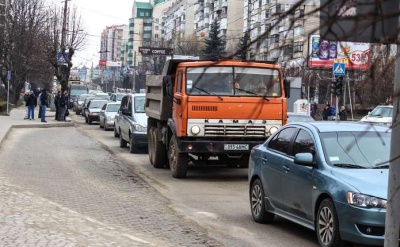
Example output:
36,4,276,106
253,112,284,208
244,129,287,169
294,153,314,166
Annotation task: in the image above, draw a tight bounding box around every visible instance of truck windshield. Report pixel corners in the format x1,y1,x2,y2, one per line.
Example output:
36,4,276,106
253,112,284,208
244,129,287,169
186,66,281,97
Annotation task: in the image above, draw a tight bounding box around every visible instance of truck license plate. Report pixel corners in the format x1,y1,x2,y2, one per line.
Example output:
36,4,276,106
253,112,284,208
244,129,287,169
224,144,249,150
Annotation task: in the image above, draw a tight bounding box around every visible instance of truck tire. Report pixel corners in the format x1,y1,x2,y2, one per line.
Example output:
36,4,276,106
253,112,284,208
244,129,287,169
149,127,166,168
168,136,188,178
119,130,127,148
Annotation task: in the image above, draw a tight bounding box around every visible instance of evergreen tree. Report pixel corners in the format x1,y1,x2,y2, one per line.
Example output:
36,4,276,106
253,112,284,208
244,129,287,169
202,19,226,59
235,30,250,60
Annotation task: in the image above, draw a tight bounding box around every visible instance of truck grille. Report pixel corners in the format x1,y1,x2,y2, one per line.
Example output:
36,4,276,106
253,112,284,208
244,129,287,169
204,124,266,137
192,105,218,112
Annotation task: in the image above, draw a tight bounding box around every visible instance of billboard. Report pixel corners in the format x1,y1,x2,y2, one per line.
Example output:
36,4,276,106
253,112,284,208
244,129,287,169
308,35,370,70
139,47,173,56
320,0,398,43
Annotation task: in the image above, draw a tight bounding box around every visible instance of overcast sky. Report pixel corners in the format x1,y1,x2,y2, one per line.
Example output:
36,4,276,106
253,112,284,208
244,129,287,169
49,0,135,68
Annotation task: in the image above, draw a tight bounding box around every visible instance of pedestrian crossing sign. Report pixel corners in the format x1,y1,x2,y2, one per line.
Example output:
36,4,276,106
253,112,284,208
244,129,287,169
333,62,346,76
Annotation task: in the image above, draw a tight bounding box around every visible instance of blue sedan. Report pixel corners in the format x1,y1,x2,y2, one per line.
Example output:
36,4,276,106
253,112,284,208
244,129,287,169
249,122,390,247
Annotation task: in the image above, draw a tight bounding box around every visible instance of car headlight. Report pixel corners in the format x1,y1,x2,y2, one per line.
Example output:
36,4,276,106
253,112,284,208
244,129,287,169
191,125,201,135
347,192,387,208
133,124,147,132
70,99,74,102
107,116,114,121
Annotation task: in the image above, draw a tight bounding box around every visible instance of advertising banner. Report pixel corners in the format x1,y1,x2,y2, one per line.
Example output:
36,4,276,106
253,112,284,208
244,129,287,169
308,34,370,70
139,47,173,56
99,60,106,66
106,61,122,67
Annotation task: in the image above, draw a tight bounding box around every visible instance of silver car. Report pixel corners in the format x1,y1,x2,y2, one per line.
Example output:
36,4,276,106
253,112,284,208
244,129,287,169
99,102,121,130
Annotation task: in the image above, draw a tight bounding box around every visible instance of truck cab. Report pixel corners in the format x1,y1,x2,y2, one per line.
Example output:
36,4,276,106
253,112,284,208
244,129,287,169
115,93,148,153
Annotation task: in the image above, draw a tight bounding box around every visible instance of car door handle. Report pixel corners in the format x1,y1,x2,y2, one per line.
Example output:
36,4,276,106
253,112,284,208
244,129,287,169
261,157,268,165
283,165,290,172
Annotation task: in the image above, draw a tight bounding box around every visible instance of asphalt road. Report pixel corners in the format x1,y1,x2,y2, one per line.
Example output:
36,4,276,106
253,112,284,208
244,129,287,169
0,112,320,247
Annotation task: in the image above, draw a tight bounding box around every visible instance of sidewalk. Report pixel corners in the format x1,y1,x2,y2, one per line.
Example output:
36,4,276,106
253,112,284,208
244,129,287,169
0,107,73,148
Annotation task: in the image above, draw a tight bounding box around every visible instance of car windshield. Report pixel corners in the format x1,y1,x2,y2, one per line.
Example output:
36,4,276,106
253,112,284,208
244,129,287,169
107,104,120,112
90,101,108,108
78,94,92,101
186,66,281,97
134,96,145,113
369,107,392,117
71,90,88,96
320,131,391,168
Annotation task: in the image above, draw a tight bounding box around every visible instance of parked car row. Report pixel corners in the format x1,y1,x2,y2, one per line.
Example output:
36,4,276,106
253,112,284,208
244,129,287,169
79,93,149,153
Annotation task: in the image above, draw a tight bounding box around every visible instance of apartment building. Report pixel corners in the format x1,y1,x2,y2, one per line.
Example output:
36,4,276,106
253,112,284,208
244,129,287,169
193,0,243,50
244,0,319,64
99,25,129,62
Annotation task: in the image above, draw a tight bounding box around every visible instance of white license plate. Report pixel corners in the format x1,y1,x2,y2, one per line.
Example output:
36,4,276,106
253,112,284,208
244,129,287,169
224,144,249,150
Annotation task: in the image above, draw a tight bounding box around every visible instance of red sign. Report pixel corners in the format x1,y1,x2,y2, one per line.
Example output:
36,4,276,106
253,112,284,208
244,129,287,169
99,60,106,66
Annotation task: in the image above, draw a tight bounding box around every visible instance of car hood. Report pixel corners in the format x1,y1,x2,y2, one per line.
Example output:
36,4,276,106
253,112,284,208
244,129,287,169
134,113,147,127
331,168,388,199
89,108,102,113
105,112,118,118
360,115,392,123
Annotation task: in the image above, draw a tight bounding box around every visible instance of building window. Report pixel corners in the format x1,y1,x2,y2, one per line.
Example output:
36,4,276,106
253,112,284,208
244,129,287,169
293,41,303,53
283,45,293,56
295,9,305,19
294,26,304,37
140,12,144,17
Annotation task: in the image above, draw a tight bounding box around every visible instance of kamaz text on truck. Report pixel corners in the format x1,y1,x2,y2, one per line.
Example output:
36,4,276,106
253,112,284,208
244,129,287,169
145,59,290,178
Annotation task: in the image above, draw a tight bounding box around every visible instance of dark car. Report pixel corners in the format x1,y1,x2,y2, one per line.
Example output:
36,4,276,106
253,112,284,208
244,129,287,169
85,99,109,124
249,122,390,247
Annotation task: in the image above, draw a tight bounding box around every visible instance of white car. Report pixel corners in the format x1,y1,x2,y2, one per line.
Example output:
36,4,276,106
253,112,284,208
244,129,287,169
360,105,393,126
99,102,121,130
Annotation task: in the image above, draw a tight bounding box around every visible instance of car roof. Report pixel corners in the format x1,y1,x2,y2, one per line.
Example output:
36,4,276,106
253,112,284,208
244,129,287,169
124,93,146,97
286,122,391,133
373,105,393,108
106,102,120,105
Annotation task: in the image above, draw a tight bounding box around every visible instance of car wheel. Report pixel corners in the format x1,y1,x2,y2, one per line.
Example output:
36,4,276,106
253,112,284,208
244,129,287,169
119,129,127,148
88,118,92,125
103,121,108,131
85,117,88,123
149,127,166,168
250,179,275,223
316,198,349,247
168,136,188,178
99,120,103,128
114,126,119,137
129,134,138,153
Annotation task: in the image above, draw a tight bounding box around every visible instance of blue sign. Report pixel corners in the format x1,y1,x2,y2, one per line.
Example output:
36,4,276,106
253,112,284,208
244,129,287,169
7,70,11,81
333,63,346,76
57,52,70,65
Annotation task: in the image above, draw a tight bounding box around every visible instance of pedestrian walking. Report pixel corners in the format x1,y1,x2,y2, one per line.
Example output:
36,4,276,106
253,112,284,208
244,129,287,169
40,88,49,122
27,91,37,120
36,89,42,119
322,104,332,121
58,90,68,121
23,92,30,120
339,105,348,121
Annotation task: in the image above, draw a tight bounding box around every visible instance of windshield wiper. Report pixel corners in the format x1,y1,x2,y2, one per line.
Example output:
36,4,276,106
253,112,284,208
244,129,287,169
373,164,389,169
333,163,366,169
235,88,270,101
193,86,223,101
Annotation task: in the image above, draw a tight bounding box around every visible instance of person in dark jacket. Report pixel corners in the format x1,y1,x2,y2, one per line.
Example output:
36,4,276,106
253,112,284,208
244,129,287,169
322,104,332,121
27,92,37,120
23,92,29,120
40,88,48,122
339,105,348,121
58,90,68,121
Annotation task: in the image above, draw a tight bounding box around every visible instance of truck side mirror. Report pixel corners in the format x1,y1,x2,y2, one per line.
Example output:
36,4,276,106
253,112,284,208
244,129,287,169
284,78,290,98
162,75,173,97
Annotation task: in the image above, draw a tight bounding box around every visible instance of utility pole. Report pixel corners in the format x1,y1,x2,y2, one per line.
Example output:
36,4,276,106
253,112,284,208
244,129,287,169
60,0,69,50
246,0,252,60
384,3,400,245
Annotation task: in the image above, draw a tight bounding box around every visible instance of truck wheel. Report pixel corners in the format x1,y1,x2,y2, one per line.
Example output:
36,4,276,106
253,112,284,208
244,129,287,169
149,127,166,168
114,126,119,137
129,134,138,153
119,130,127,148
168,136,188,178
85,117,88,123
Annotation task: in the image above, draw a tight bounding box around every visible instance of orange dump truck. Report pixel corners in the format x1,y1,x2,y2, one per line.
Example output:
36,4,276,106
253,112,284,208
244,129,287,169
145,59,290,178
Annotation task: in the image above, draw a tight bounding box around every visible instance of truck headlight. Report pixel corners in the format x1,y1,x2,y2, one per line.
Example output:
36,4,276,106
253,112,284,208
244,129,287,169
191,125,201,135
268,126,279,135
